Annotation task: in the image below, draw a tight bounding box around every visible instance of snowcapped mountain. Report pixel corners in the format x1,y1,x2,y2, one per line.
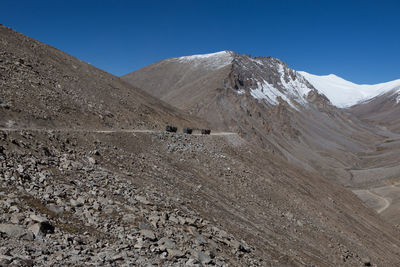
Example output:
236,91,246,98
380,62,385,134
232,55,315,109
298,71,400,108
153,51,319,110
158,51,400,109
122,51,378,185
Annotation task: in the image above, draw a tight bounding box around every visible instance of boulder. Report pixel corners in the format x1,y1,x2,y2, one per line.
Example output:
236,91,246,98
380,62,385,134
88,157,97,165
167,248,185,259
30,214,48,223
0,224,33,240
0,224,25,237
140,229,157,241
362,257,371,266
158,237,176,250
192,250,212,265
135,195,151,205
28,221,55,237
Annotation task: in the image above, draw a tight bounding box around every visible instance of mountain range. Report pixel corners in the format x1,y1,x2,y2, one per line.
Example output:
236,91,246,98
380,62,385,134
2,27,400,266
122,51,400,187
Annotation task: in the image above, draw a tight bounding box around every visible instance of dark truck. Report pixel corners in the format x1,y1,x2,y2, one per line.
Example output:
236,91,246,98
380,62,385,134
201,129,211,135
183,128,193,134
165,125,178,133
165,126,210,135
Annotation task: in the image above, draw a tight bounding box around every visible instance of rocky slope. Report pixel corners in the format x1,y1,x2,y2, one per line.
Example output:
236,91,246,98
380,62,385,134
2,27,400,266
2,128,400,266
0,24,206,131
348,88,400,132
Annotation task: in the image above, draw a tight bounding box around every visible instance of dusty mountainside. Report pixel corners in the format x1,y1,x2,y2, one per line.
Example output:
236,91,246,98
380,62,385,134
124,51,400,230
122,52,384,187
2,26,400,267
0,24,206,131
343,87,400,226
349,87,400,132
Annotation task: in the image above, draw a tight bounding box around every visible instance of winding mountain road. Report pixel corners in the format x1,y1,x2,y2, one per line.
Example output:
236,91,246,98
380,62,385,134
353,188,391,214
366,190,390,214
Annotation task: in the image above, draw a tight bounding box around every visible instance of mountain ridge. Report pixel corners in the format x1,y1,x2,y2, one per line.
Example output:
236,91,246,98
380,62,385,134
299,71,400,108
147,50,400,109
3,29,400,266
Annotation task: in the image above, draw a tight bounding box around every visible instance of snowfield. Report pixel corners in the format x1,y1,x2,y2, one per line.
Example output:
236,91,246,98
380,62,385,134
299,71,400,107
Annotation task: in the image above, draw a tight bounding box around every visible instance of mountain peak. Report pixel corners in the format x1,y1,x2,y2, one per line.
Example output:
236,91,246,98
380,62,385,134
226,54,316,109
176,50,233,59
299,71,400,107
325,73,339,78
126,51,318,110
169,51,234,70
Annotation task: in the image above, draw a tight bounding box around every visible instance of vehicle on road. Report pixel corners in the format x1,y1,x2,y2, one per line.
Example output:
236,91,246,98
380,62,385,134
166,125,178,133
183,128,193,134
201,129,211,135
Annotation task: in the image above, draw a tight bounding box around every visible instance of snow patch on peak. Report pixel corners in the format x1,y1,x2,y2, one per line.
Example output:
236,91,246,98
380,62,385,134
249,57,265,66
172,51,233,70
299,71,400,108
392,89,400,104
178,51,232,60
250,79,297,109
277,65,313,105
245,60,314,110
249,67,313,110
236,89,246,95
326,74,339,78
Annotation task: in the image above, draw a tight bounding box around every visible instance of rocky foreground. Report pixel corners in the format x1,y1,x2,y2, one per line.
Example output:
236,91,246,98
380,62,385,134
1,129,400,266
0,130,259,266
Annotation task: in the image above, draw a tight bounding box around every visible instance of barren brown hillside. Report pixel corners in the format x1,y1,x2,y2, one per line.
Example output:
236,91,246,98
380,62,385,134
349,88,400,132
0,25,206,131
124,50,400,245
1,26,400,267
122,52,387,187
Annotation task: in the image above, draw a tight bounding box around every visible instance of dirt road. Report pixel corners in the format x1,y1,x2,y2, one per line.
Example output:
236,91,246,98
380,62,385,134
367,190,390,214
353,189,391,214
0,128,236,136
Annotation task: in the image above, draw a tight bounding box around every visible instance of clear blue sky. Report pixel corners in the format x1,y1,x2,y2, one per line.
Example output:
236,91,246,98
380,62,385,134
2,0,399,84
